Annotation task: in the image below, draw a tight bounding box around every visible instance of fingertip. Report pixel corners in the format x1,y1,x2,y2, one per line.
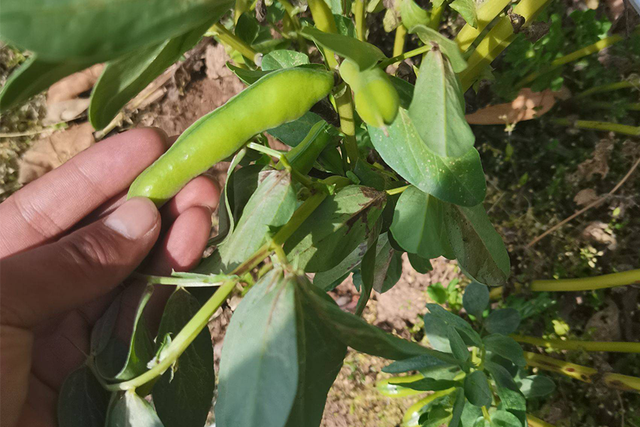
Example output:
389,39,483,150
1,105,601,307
104,197,160,240
162,175,220,221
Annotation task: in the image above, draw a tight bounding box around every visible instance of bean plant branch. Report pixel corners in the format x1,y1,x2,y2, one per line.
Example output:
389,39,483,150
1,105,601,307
573,78,640,99
103,191,329,391
458,0,553,91
528,157,640,247
530,269,640,292
512,334,640,353
527,414,556,427
524,352,640,393
379,44,433,68
551,118,640,136
210,23,259,63
354,0,367,41
455,0,512,51
393,25,407,58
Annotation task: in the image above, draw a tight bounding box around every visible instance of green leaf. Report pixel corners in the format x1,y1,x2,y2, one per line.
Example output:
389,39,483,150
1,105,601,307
106,390,163,427
409,48,474,158
382,354,452,374
391,377,459,391
490,410,523,427
152,288,214,427
463,282,489,318
449,0,478,28
58,366,109,427
261,50,310,70
485,362,525,412
96,286,154,380
450,389,466,427
300,280,457,363
235,13,260,44
484,361,518,391
286,276,347,427
369,109,486,207
391,186,453,259
334,14,357,37
408,253,433,274
216,269,299,427
389,75,414,109
366,232,403,294
0,55,91,112
461,403,483,427
443,203,510,286
313,241,368,291
268,111,325,146
464,371,492,407
90,293,122,356
399,0,430,31
427,283,448,304
220,170,297,271
425,304,482,347
0,0,234,62
284,185,386,272
89,22,209,130
518,375,556,398
299,26,386,70
409,25,467,73
485,309,521,335
227,63,271,85
448,326,470,363
483,335,526,367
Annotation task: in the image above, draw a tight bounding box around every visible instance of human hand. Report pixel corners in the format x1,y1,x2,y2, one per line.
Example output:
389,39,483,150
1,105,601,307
0,128,219,427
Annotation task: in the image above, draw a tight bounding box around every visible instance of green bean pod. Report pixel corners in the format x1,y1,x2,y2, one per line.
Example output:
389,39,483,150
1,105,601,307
128,68,334,205
339,59,399,128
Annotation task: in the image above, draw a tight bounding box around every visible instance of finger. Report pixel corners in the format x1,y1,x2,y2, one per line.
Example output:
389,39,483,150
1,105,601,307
160,175,220,225
0,128,167,258
143,206,213,329
0,197,160,328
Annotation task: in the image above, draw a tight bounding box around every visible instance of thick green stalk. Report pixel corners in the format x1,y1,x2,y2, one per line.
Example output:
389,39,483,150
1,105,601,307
524,352,640,392
379,44,432,68
428,5,445,30
402,389,456,425
393,25,407,57
531,269,640,292
517,34,626,88
458,0,553,91
584,101,640,111
455,0,512,51
355,0,367,41
512,335,640,353
551,118,640,136
574,78,640,99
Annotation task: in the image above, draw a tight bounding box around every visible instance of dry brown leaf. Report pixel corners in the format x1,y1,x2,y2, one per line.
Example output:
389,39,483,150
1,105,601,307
43,98,91,125
465,88,559,125
47,64,104,104
18,122,94,184
576,139,613,180
574,188,599,206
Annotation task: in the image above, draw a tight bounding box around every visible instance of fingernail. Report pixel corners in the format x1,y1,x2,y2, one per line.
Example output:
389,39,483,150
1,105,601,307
104,197,158,239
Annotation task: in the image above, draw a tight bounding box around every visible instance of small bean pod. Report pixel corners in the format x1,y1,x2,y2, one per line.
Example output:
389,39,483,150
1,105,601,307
339,59,399,128
128,68,334,205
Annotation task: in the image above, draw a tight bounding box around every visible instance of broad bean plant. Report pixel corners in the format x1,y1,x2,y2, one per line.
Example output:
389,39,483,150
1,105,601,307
0,0,563,426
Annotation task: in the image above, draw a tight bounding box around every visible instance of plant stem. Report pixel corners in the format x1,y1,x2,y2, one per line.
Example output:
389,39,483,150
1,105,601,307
574,78,640,99
584,101,640,111
402,389,456,424
512,335,640,353
379,44,433,68
210,23,259,62
428,5,445,30
355,0,367,41
377,373,426,398
105,278,238,391
137,273,237,287
307,0,359,168
527,414,556,427
552,117,640,136
530,269,640,292
516,34,626,88
455,0,512,51
386,184,410,196
393,25,407,58
104,192,328,392
524,351,640,392
458,0,553,91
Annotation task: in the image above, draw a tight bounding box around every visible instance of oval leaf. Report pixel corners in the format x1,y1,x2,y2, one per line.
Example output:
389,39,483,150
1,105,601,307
89,22,210,129
464,370,492,407
463,282,489,318
152,288,214,427
58,366,110,427
483,335,526,367
485,309,521,335
106,390,163,427
0,0,234,62
369,109,486,207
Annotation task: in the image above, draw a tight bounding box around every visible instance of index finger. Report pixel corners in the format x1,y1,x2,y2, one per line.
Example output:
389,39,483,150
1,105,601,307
0,127,168,258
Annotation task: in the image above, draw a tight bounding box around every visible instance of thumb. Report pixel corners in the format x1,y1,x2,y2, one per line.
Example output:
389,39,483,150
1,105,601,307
0,197,161,328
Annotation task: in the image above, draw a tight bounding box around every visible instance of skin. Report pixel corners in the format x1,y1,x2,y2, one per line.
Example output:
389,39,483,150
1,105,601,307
0,128,220,427
339,59,400,128
128,68,334,206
